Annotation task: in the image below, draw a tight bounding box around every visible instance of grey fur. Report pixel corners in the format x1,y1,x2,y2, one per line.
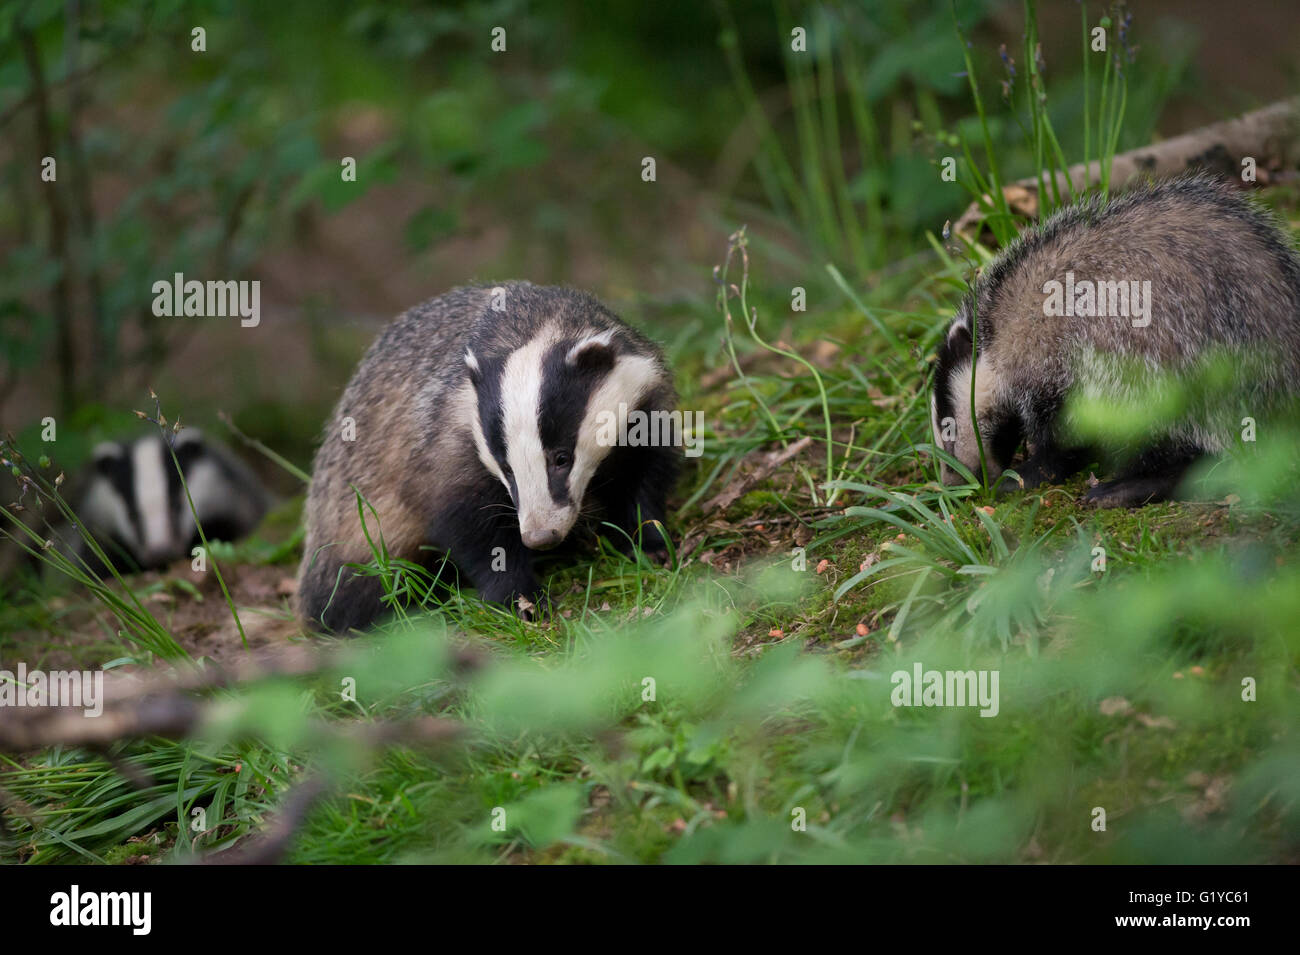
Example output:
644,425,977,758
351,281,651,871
931,175,1300,505
296,282,679,633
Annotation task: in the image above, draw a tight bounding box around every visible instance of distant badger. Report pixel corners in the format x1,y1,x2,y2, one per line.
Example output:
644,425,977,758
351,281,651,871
75,430,269,572
931,175,1300,506
297,283,681,634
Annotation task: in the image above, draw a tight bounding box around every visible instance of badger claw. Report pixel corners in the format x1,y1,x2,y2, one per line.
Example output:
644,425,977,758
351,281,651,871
1082,476,1178,508
513,593,554,624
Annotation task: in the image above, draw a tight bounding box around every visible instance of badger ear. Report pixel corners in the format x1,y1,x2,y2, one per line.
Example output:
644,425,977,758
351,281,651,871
174,427,203,448
946,320,972,350
92,441,123,475
172,430,206,469
464,348,481,385
565,329,616,372
939,321,973,370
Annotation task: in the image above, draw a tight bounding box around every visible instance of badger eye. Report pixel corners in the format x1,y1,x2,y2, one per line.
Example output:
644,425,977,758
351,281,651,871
552,450,572,469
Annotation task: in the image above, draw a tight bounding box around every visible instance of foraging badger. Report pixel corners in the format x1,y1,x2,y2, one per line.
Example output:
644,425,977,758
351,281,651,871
74,430,269,572
931,175,1300,506
296,283,681,634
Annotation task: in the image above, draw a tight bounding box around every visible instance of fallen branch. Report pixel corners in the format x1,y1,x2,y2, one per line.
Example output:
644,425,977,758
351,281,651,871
701,436,814,516
0,641,484,753
677,436,816,562
0,643,469,864
955,97,1300,238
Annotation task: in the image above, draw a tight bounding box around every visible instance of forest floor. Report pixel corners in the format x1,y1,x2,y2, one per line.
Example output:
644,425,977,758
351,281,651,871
2,184,1299,865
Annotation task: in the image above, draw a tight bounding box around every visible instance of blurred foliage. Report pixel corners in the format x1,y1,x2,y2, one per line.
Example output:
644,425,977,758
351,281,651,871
2,0,1294,868
2,0,322,413
3,519,1296,863
0,0,1202,422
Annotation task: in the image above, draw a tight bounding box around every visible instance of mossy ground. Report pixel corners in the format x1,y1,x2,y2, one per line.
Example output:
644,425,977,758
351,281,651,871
4,179,1299,866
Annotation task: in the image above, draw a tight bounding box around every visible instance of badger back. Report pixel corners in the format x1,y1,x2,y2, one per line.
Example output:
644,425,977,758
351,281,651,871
964,177,1300,381
931,176,1300,476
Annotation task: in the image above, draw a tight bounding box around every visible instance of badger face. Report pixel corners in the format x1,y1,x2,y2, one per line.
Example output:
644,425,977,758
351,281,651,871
79,431,258,570
466,326,664,551
81,435,193,568
932,318,1005,486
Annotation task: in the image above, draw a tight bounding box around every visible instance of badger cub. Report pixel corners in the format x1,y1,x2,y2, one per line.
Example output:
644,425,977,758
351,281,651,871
932,175,1300,506
297,283,680,633
75,430,269,573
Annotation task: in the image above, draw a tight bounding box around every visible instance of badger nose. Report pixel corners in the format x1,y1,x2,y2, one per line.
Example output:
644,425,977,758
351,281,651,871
521,528,563,551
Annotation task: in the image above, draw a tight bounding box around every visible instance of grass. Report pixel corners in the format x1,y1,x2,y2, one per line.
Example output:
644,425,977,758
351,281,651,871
1,1,1298,865
4,207,1297,863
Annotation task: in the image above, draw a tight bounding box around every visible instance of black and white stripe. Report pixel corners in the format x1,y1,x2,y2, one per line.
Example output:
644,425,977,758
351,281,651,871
464,323,665,551
76,431,268,571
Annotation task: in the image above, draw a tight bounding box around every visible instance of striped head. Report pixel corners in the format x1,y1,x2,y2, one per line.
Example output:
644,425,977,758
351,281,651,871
463,322,670,551
80,431,263,569
931,314,1011,486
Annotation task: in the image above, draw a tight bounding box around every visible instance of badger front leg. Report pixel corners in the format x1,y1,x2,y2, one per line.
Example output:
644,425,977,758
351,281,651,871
426,480,543,613
298,550,392,635
456,533,541,612
592,448,676,560
1001,440,1092,493
994,400,1088,494
1083,440,1203,508
607,488,671,559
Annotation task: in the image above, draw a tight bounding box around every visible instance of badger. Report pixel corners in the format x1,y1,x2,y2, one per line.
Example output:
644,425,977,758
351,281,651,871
296,282,681,634
931,174,1300,506
72,430,269,573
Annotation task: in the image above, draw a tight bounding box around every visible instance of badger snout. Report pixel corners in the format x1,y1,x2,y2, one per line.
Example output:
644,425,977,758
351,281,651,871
941,459,1001,487
518,500,577,551
521,528,564,551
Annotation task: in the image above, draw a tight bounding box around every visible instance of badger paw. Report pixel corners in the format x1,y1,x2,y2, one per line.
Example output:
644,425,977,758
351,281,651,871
993,472,1028,497
515,593,543,622
998,446,1092,496
1083,476,1177,508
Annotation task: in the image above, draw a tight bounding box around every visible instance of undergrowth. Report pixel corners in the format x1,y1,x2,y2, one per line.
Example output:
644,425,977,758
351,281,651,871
1,1,1297,865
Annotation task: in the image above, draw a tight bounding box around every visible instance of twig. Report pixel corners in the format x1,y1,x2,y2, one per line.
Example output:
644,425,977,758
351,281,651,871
201,713,467,864
0,641,485,754
0,58,108,131
954,97,1300,237
202,776,329,865
701,436,814,515
218,411,311,484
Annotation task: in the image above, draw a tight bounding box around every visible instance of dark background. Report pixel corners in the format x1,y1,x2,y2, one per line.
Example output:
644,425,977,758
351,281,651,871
2,0,1296,485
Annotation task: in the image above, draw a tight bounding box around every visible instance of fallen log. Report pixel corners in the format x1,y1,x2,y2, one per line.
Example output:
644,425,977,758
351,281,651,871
955,97,1300,238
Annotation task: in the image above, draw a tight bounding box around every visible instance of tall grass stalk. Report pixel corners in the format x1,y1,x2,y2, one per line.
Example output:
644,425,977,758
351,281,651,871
1094,11,1129,196
0,441,187,659
142,398,249,650
951,0,1010,238
717,227,838,505
717,1,892,278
